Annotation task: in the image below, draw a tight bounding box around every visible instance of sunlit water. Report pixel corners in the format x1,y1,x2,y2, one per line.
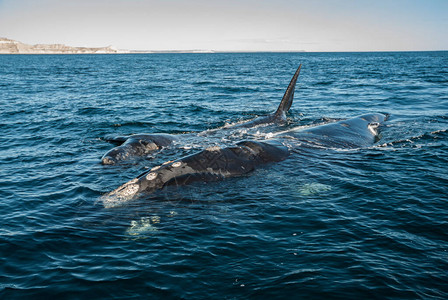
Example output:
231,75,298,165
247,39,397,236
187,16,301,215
1,52,447,299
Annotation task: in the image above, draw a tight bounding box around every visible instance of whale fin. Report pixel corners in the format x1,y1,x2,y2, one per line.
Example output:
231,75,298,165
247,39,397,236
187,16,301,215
274,64,302,118
104,135,129,146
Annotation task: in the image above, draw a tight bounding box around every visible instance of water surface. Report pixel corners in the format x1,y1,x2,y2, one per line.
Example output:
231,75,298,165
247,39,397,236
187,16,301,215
1,52,447,299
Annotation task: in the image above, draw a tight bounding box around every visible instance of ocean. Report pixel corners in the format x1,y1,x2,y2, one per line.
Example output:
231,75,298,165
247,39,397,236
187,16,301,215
0,52,447,299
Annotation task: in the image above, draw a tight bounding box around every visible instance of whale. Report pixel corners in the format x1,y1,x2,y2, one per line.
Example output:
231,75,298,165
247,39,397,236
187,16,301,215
284,113,387,149
100,65,302,165
101,133,177,165
102,112,387,208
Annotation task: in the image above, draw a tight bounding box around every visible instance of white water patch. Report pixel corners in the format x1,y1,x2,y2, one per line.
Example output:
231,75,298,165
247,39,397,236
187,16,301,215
270,124,314,137
251,130,277,140
377,128,448,149
167,211,178,217
368,122,380,135
181,142,212,150
298,183,332,196
125,216,161,239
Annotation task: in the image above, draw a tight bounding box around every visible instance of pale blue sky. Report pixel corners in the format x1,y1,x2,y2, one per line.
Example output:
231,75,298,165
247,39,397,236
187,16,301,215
0,0,447,51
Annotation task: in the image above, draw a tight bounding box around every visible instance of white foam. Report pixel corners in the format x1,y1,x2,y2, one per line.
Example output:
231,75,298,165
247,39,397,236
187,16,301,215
125,216,160,238
298,183,332,196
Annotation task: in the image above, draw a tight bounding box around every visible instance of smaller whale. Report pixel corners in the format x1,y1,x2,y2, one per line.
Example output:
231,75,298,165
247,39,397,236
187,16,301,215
101,134,177,165
100,65,302,165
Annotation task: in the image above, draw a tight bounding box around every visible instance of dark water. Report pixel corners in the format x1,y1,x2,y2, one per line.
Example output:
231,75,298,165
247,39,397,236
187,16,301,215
1,52,447,299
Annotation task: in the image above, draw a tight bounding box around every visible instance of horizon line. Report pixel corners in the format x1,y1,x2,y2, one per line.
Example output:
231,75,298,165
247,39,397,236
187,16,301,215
129,49,448,53
1,50,447,55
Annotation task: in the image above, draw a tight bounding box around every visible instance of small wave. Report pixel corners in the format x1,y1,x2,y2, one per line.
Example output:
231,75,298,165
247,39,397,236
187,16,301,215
104,120,157,128
213,86,260,93
193,80,214,86
77,107,112,115
314,81,334,86
378,129,448,148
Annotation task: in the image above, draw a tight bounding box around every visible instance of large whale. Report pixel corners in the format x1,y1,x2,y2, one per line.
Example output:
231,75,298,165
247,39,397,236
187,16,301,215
102,112,387,208
101,65,302,165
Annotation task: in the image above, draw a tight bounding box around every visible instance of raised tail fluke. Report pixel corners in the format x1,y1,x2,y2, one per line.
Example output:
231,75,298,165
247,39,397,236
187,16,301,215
274,64,302,118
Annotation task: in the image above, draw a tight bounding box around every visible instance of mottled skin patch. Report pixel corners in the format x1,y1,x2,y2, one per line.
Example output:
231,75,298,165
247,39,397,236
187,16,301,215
172,161,182,168
146,172,157,181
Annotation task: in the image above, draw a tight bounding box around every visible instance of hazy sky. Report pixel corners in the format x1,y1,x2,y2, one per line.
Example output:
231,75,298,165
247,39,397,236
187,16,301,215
0,0,447,51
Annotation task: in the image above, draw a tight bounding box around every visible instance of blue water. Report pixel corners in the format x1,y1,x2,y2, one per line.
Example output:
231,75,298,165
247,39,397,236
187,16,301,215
1,52,447,299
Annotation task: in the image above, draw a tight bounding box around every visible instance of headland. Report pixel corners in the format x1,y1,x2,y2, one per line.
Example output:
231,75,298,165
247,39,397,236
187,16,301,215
0,38,128,54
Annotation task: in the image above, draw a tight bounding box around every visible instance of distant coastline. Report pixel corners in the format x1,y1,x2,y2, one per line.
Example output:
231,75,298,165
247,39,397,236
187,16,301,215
4,37,443,54
0,37,222,54
0,37,308,54
0,38,129,54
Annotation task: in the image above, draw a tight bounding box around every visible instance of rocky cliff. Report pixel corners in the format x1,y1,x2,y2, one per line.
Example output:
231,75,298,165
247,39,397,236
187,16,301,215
0,38,128,54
